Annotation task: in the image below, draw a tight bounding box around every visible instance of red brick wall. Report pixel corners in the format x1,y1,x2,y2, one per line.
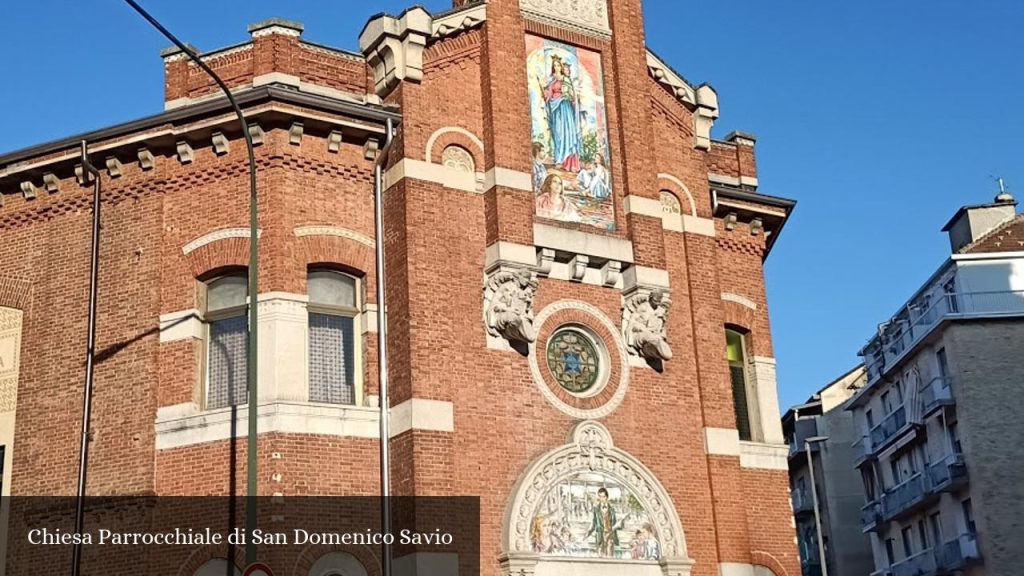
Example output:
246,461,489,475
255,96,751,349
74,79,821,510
164,32,369,103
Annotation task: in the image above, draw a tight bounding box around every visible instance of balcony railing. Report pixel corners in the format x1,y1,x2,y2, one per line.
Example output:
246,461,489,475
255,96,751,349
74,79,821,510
854,435,874,466
882,472,927,520
927,453,969,493
870,406,908,452
792,489,814,516
936,533,981,571
865,290,1024,383
879,453,969,520
860,500,882,532
892,549,936,576
920,376,955,416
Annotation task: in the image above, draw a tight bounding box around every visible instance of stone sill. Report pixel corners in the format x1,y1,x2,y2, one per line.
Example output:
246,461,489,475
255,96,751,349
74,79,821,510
155,401,380,450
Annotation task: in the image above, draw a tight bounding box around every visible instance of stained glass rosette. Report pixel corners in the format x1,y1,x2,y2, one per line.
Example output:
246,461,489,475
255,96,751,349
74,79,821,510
546,329,601,394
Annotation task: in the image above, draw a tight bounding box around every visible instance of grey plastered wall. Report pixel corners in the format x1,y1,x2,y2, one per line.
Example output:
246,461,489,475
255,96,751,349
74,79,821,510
819,403,875,576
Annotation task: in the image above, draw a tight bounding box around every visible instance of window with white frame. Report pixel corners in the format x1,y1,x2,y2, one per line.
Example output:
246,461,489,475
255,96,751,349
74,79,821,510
307,270,360,405
205,272,249,409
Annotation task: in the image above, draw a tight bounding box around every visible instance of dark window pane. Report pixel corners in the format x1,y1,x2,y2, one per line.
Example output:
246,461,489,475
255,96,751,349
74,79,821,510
731,365,751,441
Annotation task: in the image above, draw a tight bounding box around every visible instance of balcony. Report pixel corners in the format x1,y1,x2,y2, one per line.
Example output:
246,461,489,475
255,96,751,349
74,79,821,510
882,473,928,521
920,376,955,416
860,500,882,532
853,435,875,466
864,290,1024,385
870,406,909,453
936,533,981,572
881,454,968,521
789,418,820,461
892,549,936,576
927,453,969,494
792,489,814,516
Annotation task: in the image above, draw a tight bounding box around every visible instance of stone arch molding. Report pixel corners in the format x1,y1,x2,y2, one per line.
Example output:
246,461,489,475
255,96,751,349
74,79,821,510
504,421,694,575
657,173,697,217
424,126,485,164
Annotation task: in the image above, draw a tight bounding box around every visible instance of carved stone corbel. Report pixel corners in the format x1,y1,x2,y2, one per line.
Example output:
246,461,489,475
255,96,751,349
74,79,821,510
623,289,673,362
536,248,555,278
601,260,622,287
484,268,539,346
569,254,589,282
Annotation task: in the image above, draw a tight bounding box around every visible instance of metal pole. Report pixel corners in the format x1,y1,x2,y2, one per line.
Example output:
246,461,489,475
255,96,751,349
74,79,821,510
120,0,260,565
806,439,830,576
71,141,102,576
374,117,395,576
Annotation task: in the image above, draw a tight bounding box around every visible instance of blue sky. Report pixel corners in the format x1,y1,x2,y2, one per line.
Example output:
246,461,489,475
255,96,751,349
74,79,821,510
2,1,1022,409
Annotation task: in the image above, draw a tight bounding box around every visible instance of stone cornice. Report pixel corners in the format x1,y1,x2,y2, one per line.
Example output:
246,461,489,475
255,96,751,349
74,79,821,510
431,3,487,40
0,86,400,191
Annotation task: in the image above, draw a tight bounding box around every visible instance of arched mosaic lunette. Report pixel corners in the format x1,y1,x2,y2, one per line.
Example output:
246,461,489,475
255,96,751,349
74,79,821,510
503,421,693,569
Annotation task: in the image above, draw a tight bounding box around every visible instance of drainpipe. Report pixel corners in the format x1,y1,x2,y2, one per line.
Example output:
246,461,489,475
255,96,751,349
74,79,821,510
120,0,260,566
373,117,396,576
71,141,102,576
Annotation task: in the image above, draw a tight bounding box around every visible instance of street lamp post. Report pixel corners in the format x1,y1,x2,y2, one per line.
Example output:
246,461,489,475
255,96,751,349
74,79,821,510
805,435,830,576
120,0,261,567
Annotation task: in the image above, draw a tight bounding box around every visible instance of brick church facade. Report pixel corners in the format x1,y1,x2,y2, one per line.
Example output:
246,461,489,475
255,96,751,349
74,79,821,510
0,1,798,575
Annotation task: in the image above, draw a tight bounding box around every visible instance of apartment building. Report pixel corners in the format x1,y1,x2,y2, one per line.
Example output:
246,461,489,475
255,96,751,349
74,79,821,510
784,366,874,576
846,189,1024,576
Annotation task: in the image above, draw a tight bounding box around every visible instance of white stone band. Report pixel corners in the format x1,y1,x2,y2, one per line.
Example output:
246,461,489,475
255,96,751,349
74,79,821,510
155,398,455,450
704,427,741,457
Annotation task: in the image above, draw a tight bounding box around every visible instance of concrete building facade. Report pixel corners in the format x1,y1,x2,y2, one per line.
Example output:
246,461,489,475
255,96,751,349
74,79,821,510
846,190,1024,576
0,2,800,575
783,367,874,576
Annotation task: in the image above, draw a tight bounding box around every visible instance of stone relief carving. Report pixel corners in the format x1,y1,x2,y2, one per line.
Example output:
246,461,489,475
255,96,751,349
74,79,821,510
441,145,476,173
520,0,611,37
0,308,22,413
660,191,682,215
505,421,692,569
623,290,673,361
484,269,539,345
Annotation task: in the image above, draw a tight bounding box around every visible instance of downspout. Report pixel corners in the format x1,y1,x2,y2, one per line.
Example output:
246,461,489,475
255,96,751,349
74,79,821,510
373,117,396,576
72,140,102,576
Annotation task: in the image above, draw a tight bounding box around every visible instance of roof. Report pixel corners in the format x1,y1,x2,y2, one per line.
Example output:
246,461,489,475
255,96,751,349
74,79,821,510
0,86,401,175
781,365,864,425
959,213,1024,254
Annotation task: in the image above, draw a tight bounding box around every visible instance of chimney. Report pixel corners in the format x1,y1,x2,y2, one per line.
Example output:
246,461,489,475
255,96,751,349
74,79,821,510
942,182,1018,253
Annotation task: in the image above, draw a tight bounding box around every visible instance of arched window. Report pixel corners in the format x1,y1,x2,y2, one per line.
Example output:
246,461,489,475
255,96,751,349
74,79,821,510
205,272,248,409
308,270,360,405
726,328,753,441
